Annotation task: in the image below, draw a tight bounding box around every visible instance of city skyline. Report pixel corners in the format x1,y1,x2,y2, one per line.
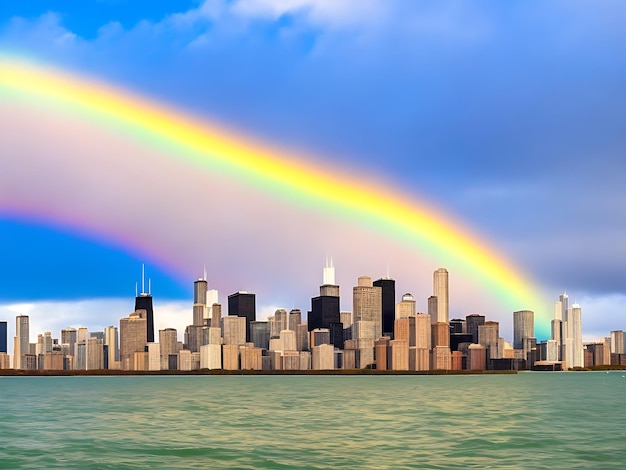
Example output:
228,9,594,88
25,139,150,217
2,262,624,373
1,1,626,341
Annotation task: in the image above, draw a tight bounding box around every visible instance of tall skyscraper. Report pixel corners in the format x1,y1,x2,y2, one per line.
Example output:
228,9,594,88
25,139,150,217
14,315,29,369
309,261,342,349
228,291,256,342
159,328,178,369
104,326,119,369
193,276,208,326
513,310,534,350
353,276,383,340
465,314,485,344
373,278,395,337
432,268,449,324
569,304,583,368
0,321,7,353
610,330,625,354
119,310,148,370
135,265,154,343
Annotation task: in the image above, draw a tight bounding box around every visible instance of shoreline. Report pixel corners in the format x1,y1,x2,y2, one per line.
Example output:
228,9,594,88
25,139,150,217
0,368,519,377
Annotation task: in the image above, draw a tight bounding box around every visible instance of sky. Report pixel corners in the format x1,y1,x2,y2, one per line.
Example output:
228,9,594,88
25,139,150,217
1,0,625,345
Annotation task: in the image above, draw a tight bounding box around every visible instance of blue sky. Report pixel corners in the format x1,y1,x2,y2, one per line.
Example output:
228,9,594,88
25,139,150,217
1,0,625,339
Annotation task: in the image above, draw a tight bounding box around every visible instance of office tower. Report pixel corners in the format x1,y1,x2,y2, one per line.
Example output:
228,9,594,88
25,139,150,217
61,328,77,357
194,278,208,305
389,340,409,371
478,321,500,358
289,309,302,331
104,326,119,369
432,268,449,324
396,293,416,319
427,296,438,320
75,342,87,370
449,318,465,334
228,291,255,342
353,276,383,340
223,316,247,345
205,290,218,321
250,321,270,350
271,309,289,338
414,314,431,349
466,314,485,344
340,312,352,329
159,328,178,369
610,330,625,354
86,337,104,370
0,321,7,353
296,324,309,351
513,310,534,350
375,338,389,370
312,343,335,370
431,322,449,348
431,345,451,370
148,343,161,371
135,265,155,343
279,330,297,351
309,261,342,348
193,277,208,326
200,344,222,369
311,328,331,347
210,303,222,329
119,310,148,370
569,304,583,368
559,292,569,318
374,277,396,337
468,344,487,370
14,315,29,369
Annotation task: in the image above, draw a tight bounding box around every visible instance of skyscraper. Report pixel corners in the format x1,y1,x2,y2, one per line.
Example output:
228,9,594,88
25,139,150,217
0,321,7,353
373,278,395,337
228,291,256,342
104,326,119,369
432,268,449,324
193,277,208,326
309,261,342,349
569,304,583,368
465,314,485,344
353,276,383,340
513,310,534,350
14,315,29,369
119,310,148,370
135,265,154,343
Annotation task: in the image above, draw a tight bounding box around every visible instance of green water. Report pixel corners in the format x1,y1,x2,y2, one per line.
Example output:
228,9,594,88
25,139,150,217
0,373,625,468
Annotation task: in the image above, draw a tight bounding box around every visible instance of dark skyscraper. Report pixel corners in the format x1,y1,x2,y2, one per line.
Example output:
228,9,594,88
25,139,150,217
466,314,485,344
309,262,342,349
134,265,154,343
228,291,256,342
374,278,395,337
0,321,7,353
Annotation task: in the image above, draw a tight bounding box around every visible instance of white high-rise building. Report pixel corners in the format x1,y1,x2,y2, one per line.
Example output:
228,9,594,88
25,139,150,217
104,326,119,369
14,315,29,369
570,304,583,368
610,330,625,354
432,268,449,324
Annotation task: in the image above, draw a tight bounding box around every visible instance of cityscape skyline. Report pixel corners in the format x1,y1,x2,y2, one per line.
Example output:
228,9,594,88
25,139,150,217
1,1,626,343
1,262,625,373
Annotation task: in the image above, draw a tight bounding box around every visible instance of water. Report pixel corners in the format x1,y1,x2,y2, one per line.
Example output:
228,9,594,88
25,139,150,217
1,372,625,468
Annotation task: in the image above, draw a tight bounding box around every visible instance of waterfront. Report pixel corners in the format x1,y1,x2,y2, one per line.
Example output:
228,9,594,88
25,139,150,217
1,373,625,468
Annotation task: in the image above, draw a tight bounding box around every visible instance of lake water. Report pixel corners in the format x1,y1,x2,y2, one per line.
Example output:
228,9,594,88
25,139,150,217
1,372,625,468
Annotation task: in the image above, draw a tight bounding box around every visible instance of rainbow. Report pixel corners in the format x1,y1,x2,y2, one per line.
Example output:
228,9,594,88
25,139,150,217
0,56,550,336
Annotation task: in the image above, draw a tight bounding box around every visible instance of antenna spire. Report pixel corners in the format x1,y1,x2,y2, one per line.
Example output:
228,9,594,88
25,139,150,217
135,282,138,297
149,278,151,295
204,265,207,281
141,264,145,295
